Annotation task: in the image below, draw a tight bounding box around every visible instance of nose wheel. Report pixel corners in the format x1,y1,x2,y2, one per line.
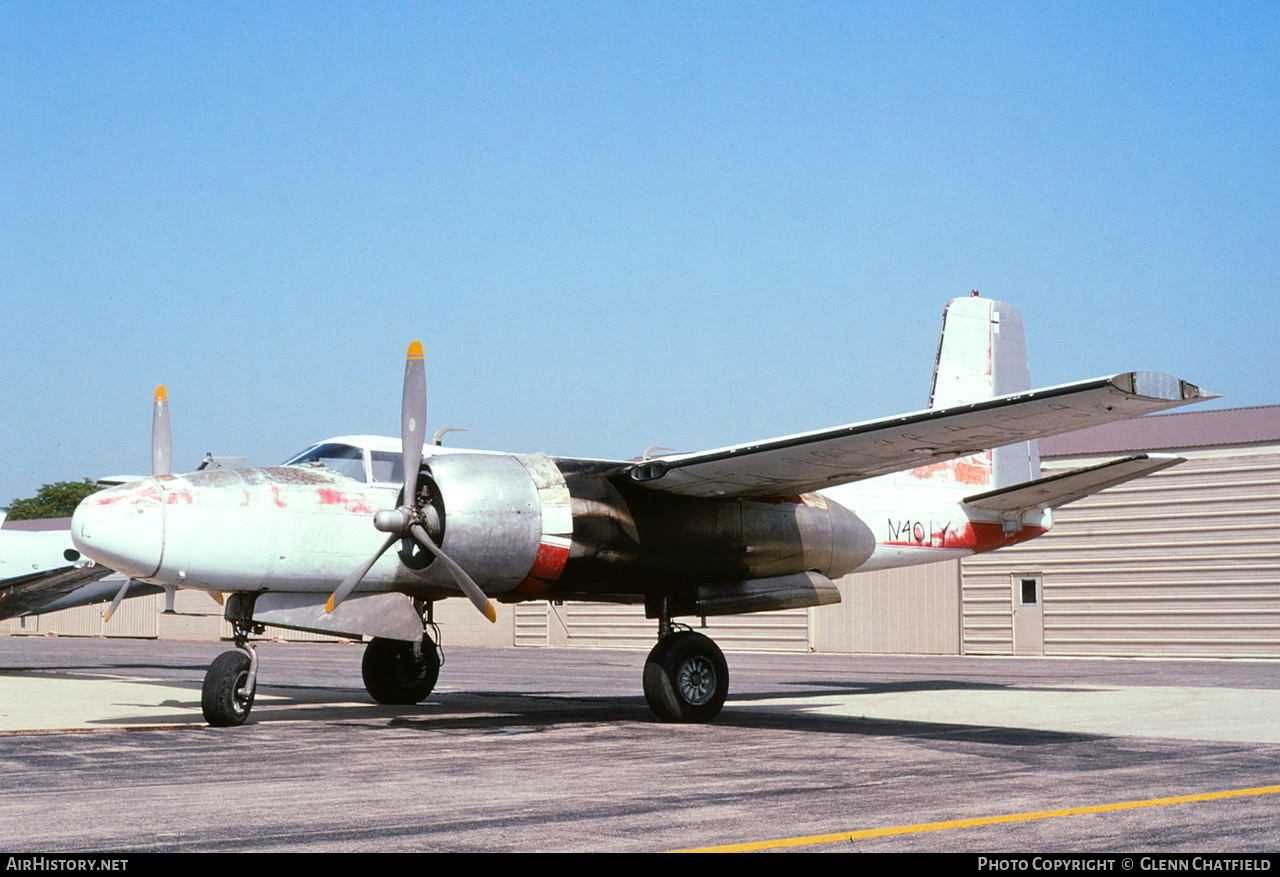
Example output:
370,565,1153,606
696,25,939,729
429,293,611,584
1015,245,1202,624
643,630,729,723
202,618,262,727
202,647,257,727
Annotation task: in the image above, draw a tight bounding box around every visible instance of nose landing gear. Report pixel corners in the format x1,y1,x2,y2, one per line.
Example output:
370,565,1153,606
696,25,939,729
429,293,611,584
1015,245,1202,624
202,620,262,727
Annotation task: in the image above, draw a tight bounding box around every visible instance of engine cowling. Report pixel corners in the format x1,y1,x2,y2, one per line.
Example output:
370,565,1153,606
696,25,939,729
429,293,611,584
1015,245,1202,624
408,452,545,594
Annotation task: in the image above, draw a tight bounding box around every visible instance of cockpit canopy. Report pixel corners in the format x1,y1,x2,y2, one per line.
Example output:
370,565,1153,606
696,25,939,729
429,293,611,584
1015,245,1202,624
281,442,403,484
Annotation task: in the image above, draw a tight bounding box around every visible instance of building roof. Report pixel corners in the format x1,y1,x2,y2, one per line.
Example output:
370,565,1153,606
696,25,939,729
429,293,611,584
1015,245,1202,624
1041,405,1280,456
0,516,72,531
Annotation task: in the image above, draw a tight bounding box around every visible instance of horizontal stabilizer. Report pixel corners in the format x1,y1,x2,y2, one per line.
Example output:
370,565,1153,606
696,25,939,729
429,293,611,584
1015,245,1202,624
963,454,1184,512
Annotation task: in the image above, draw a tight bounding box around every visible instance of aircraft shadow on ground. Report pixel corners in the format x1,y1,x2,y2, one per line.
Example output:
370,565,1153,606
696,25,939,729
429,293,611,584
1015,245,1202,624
5,659,1107,745
78,680,1104,746
745,678,1096,696
0,662,213,675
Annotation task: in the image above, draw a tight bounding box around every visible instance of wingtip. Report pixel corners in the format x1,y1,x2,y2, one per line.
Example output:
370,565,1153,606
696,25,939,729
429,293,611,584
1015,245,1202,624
1115,372,1218,404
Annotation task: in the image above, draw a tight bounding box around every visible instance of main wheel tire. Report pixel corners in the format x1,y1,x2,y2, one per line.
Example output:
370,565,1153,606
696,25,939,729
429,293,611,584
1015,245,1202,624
202,650,255,727
362,635,440,705
643,631,729,723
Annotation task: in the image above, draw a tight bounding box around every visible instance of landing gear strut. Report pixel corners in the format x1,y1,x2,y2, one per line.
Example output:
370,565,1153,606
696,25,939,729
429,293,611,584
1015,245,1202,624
362,632,441,705
202,619,262,727
642,599,729,723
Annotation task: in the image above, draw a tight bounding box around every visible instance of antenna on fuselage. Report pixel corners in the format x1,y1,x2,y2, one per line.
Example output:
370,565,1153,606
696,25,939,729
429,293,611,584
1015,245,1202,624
432,428,469,446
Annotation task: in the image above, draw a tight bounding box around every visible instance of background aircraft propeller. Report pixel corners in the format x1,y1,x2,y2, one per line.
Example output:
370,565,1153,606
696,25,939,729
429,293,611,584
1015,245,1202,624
105,384,172,621
152,385,171,477
326,342,497,622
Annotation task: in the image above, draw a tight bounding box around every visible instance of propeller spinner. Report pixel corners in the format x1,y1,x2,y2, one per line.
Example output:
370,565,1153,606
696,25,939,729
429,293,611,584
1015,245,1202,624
326,342,497,622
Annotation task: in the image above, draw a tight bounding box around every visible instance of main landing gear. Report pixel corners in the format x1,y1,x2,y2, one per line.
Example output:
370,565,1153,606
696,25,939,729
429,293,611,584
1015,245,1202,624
362,632,441,705
202,619,262,727
642,601,729,723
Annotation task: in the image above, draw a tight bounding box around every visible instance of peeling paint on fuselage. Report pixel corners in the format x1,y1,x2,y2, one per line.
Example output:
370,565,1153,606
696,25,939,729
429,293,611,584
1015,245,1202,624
907,451,994,487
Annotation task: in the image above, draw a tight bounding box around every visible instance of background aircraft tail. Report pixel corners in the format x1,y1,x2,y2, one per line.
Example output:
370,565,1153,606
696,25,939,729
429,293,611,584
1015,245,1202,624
900,293,1041,492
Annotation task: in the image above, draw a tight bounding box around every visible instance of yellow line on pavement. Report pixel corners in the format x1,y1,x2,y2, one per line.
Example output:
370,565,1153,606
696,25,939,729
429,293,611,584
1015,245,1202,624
674,784,1280,852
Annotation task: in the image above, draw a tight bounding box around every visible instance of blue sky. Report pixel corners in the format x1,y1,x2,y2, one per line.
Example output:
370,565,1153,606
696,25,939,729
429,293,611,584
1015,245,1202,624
2,1,1276,506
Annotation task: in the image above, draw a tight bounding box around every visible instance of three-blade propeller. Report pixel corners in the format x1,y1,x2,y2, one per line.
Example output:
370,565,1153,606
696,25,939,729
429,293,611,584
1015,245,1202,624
326,342,496,623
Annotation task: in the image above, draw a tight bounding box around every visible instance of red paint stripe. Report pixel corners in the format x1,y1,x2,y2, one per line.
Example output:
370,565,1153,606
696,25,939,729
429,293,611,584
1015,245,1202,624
316,488,375,515
511,541,571,598
528,540,569,581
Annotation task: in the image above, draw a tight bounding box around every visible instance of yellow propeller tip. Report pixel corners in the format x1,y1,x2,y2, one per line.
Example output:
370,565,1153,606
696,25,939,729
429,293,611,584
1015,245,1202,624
407,340,424,360
484,602,498,623
154,385,168,400
325,596,337,614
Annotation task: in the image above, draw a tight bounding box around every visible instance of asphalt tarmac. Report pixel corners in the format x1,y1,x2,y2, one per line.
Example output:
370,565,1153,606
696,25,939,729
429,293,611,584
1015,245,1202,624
1,636,1277,853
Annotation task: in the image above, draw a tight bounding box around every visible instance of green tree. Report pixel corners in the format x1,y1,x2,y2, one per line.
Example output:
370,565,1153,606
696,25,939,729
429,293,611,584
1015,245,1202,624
3,479,102,520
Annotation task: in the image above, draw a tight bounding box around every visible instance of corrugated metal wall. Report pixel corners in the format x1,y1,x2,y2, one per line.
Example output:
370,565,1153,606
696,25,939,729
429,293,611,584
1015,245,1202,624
813,561,962,654
961,449,1280,657
6,587,161,638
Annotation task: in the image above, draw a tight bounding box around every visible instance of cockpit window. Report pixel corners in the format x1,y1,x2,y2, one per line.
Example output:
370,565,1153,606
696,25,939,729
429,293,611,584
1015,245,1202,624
281,443,367,482
369,451,403,485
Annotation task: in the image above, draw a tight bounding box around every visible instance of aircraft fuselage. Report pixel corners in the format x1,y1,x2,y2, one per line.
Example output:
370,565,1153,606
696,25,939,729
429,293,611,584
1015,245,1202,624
71,445,1044,614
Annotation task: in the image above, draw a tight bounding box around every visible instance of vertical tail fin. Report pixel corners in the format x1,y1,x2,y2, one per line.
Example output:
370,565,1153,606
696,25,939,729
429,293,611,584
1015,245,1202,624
903,294,1040,491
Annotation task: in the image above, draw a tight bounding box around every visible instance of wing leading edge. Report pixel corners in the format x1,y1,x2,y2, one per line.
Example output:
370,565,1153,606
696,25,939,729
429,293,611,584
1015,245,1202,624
624,372,1213,499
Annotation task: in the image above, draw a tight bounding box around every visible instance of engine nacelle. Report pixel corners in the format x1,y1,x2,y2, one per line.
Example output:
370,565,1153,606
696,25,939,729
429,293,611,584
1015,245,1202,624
412,452,545,595
665,571,843,617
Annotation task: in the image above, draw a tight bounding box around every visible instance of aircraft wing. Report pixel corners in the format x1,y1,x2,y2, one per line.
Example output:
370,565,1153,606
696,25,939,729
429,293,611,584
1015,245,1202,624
0,565,159,620
622,372,1213,498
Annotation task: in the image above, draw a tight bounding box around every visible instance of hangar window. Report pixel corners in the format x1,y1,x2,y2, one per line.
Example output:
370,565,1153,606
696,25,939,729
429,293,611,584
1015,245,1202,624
282,443,367,482
1019,576,1041,606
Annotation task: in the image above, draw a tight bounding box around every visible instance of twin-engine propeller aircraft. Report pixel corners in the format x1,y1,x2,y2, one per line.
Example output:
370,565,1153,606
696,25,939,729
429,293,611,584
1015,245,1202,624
70,295,1213,726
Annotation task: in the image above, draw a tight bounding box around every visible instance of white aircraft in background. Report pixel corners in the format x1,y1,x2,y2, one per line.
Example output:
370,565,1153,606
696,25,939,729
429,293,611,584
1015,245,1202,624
0,512,129,620
0,392,241,623
69,294,1213,726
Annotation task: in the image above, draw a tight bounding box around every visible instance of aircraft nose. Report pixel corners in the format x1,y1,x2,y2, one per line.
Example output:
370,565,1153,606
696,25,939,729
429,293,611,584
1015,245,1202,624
71,479,165,579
